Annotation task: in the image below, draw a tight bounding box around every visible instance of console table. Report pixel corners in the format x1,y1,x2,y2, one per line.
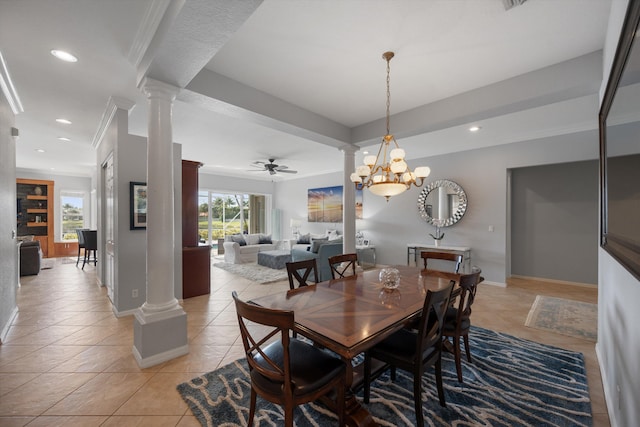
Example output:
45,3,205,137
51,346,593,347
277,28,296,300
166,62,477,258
407,243,471,272
356,245,376,268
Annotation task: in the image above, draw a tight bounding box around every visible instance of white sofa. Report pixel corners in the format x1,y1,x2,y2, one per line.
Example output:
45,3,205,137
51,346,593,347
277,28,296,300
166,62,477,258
223,233,277,264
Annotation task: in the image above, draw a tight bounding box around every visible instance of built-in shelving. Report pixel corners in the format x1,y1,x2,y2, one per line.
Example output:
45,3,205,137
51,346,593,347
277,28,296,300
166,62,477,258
17,178,54,257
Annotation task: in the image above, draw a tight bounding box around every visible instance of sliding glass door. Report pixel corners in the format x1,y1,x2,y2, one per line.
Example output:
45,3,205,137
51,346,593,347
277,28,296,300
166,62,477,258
197,191,269,255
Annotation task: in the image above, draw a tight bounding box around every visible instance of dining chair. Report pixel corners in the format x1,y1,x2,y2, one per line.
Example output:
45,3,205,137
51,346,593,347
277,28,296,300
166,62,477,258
81,230,97,270
363,282,454,427
286,259,319,290
328,253,358,279
232,291,346,427
442,269,483,382
420,251,463,272
75,228,88,266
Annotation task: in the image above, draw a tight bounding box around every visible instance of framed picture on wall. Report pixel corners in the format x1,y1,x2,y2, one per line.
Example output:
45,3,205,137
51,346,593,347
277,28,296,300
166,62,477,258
130,181,147,230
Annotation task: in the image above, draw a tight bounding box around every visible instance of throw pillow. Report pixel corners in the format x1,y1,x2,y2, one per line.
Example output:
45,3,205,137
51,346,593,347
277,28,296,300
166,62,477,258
231,234,246,246
244,234,260,245
297,233,310,244
258,233,272,244
327,230,340,240
311,237,329,253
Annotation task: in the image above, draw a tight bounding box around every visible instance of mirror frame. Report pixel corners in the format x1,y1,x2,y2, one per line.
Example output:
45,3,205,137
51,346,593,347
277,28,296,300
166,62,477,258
417,179,468,227
600,0,640,281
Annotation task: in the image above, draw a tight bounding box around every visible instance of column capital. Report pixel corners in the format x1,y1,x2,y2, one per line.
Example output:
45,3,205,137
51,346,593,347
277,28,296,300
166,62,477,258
339,144,360,155
139,77,180,101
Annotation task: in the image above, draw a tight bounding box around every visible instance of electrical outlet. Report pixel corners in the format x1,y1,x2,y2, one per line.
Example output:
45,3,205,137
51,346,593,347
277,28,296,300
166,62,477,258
132,289,138,298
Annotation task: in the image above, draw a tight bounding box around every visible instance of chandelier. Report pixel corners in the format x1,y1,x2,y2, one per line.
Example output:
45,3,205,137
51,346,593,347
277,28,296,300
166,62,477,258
350,51,430,201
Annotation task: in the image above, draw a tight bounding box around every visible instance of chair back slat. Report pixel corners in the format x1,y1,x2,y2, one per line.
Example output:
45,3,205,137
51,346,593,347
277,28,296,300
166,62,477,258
417,282,455,359
286,259,319,289
328,253,358,279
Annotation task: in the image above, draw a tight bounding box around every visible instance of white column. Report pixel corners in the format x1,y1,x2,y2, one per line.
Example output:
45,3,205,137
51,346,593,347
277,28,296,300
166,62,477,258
341,145,359,254
133,77,188,368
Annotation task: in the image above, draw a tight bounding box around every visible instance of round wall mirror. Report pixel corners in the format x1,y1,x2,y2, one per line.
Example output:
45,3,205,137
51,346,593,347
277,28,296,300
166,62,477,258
417,179,468,226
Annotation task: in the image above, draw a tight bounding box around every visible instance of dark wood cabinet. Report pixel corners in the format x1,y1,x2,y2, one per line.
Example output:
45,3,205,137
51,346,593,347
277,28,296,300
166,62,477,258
182,160,210,298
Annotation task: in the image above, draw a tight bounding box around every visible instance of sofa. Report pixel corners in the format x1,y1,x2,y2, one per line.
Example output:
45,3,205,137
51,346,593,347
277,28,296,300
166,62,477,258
291,240,344,282
223,233,277,264
19,240,42,276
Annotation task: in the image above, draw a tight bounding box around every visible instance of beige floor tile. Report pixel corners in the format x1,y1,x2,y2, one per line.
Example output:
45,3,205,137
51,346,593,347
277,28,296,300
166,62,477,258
158,345,228,373
113,372,199,416
55,325,120,346
0,417,35,427
49,345,130,373
176,415,202,426
0,372,40,396
0,373,96,416
43,372,154,416
3,325,86,346
188,325,240,346
100,415,183,426
0,345,42,366
0,345,90,373
23,415,108,426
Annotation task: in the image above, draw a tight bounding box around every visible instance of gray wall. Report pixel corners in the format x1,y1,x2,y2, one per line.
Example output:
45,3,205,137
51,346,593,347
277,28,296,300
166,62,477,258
598,1,640,426
275,129,600,285
0,91,17,342
510,160,598,284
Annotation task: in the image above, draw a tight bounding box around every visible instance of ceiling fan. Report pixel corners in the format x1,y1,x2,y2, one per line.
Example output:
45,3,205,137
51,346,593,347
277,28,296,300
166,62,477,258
250,158,298,175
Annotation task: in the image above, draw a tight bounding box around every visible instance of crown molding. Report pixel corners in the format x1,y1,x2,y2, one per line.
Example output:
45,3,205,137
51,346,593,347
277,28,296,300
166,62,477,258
128,0,172,67
92,96,135,149
0,52,23,114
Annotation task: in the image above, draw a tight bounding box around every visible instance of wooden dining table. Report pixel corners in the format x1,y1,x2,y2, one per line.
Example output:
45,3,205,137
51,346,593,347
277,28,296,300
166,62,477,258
250,265,457,427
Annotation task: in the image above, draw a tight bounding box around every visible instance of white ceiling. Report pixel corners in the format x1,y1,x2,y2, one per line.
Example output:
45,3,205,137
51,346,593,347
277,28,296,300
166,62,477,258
1,0,612,181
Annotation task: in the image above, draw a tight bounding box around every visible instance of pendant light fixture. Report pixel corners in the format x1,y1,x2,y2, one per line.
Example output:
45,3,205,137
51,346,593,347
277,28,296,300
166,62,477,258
350,51,430,201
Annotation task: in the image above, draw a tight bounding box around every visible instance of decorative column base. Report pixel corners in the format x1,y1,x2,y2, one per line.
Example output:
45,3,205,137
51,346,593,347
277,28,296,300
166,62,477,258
133,306,188,368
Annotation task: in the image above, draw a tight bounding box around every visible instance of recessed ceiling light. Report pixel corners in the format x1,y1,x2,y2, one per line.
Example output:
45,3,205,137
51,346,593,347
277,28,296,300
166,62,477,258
35,149,45,153
56,118,72,124
50,49,78,63
469,126,481,132
363,151,369,155
57,137,71,142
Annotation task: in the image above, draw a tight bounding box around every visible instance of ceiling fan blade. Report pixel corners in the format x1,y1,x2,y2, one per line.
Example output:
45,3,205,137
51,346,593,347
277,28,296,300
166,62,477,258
276,165,289,170
277,169,298,174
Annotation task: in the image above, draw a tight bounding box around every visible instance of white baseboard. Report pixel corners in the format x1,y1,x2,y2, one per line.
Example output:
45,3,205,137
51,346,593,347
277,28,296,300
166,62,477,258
0,307,19,343
509,275,597,288
596,343,618,427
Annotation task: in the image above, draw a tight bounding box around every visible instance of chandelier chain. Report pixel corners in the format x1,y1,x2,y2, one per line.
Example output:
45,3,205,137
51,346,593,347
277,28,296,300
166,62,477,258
386,56,391,136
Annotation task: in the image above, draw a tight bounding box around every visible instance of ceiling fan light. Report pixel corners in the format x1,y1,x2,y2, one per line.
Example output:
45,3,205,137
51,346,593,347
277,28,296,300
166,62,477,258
350,172,362,183
414,166,431,178
390,148,405,160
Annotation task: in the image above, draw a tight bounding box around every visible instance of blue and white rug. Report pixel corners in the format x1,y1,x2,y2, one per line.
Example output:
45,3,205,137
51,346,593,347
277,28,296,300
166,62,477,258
177,326,592,426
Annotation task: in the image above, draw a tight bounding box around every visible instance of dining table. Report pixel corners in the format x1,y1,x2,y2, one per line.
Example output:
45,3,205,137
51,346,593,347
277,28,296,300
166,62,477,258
250,265,458,427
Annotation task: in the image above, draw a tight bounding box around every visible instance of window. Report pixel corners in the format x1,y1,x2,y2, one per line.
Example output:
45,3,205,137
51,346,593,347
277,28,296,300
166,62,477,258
60,191,85,241
197,191,270,255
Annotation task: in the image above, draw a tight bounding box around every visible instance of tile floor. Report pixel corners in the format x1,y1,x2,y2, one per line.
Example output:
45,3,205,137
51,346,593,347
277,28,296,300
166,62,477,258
0,260,609,426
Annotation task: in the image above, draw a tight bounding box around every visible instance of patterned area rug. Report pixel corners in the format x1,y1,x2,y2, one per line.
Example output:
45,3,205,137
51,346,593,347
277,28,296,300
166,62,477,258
212,262,288,284
525,295,597,342
177,327,592,426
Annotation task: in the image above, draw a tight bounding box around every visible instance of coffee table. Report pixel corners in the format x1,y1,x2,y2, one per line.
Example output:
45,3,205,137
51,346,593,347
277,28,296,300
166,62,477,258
257,250,292,269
